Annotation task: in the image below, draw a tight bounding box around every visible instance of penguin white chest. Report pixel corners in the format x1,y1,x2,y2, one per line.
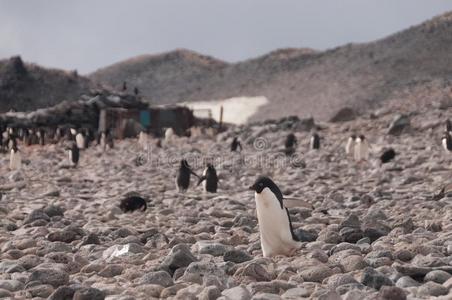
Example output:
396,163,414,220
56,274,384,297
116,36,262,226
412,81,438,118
76,134,85,149
345,138,354,155
255,189,299,257
9,150,22,170
354,140,369,161
442,138,450,152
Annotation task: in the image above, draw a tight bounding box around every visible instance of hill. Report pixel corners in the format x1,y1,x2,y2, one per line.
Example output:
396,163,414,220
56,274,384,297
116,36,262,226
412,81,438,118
0,56,94,112
90,12,452,122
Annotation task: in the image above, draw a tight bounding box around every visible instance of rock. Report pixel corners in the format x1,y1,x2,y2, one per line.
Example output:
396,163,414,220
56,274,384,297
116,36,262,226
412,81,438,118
28,269,69,288
0,289,12,298
252,293,282,300
48,286,76,300
140,271,174,287
393,249,414,262
293,229,317,242
377,286,406,300
27,284,54,298
198,286,221,300
281,287,310,299
196,241,232,256
98,264,124,278
161,244,197,275
0,279,24,292
80,233,101,245
340,255,368,272
224,249,253,263
339,214,361,229
0,260,26,273
339,227,363,243
23,209,50,224
395,276,420,288
360,267,393,290
418,281,448,297
73,287,106,300
330,107,356,123
221,285,252,300
47,230,79,243
424,270,451,284
234,263,272,282
300,265,334,283
325,274,359,289
43,205,64,217
102,243,144,260
388,114,410,135
317,229,342,244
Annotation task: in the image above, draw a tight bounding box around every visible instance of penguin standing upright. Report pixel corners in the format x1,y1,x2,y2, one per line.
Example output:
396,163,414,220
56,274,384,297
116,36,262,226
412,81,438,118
354,135,369,162
165,128,175,144
345,135,356,156
284,133,297,156
249,176,300,257
310,133,320,150
37,128,45,146
75,130,85,149
197,164,218,193
67,142,80,167
9,143,22,170
446,119,452,135
230,137,242,152
442,132,452,152
176,159,199,192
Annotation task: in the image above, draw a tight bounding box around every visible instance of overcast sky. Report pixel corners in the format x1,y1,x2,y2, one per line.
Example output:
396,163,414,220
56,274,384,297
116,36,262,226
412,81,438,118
1,0,452,74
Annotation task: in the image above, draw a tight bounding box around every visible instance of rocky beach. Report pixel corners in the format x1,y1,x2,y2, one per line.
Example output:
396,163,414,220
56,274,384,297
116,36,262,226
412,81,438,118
0,102,451,300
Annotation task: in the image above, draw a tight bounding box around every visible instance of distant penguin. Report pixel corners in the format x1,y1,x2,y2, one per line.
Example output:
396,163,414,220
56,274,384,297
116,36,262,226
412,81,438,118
68,128,77,142
138,131,150,150
165,128,175,143
67,143,80,167
9,144,22,170
197,164,218,193
37,128,45,146
284,133,297,155
345,135,356,156
98,129,114,151
310,133,320,150
446,119,452,135
442,132,452,152
119,196,147,212
75,131,85,149
380,148,396,164
176,159,199,192
230,137,242,152
354,135,369,161
249,176,300,257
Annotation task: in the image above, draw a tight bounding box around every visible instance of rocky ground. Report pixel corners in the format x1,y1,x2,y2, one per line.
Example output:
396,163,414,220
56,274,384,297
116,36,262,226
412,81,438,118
0,104,451,300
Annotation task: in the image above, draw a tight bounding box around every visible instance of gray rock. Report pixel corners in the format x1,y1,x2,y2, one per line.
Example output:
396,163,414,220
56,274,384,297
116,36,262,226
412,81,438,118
424,270,451,284
196,241,232,256
330,107,356,123
300,265,334,283
377,286,406,300
0,289,12,298
393,249,414,262
0,260,26,273
28,268,69,288
98,264,124,278
360,267,393,290
161,244,197,275
47,230,79,243
80,233,101,245
199,286,221,300
340,255,368,272
281,287,310,299
234,263,272,282
48,286,76,300
418,281,448,297
395,276,420,288
339,214,361,229
339,227,363,243
23,209,50,224
73,287,106,300
27,284,54,298
388,114,410,135
0,279,24,292
325,274,359,289
293,229,317,242
252,293,282,300
139,271,174,287
44,205,64,217
224,249,253,263
221,285,252,300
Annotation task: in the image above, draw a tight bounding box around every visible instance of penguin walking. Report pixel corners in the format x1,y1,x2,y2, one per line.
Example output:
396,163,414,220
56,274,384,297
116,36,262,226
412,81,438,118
230,137,243,152
354,135,369,162
119,195,147,213
67,142,80,167
284,133,297,156
442,132,452,152
310,133,320,150
249,176,300,257
380,148,396,164
75,131,85,149
197,164,218,193
345,135,356,156
176,159,199,192
9,144,22,170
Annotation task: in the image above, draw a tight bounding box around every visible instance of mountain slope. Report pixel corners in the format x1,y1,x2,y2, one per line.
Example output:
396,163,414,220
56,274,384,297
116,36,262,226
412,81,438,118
90,12,452,121
0,56,94,112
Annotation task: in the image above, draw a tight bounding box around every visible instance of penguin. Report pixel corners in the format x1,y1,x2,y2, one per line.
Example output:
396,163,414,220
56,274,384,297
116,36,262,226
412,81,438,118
446,119,451,135
37,128,45,146
380,148,396,164
197,164,218,193
176,159,199,192
67,142,80,167
230,137,243,152
442,132,452,152
284,133,297,156
98,129,114,151
345,135,356,155
165,128,175,143
9,144,22,170
138,131,150,150
119,195,147,213
310,133,320,150
354,135,369,161
75,131,85,149
249,176,300,257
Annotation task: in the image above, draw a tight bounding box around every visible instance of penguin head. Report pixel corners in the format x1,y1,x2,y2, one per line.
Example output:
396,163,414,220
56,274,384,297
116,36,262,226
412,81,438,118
180,159,190,169
249,176,282,196
70,128,77,135
11,145,18,153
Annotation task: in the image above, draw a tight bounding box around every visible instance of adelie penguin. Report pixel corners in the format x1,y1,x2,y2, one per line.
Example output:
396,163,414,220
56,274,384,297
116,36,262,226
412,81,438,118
442,132,452,152
9,143,22,170
446,119,452,135
176,159,199,192
345,135,356,156
67,142,80,167
284,133,297,156
75,130,86,149
310,133,320,150
197,163,218,193
119,195,147,213
249,176,300,257
354,135,369,162
380,148,396,164
230,137,242,152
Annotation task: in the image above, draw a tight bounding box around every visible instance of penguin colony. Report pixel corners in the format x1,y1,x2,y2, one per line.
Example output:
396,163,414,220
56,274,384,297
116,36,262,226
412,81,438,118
1,118,450,259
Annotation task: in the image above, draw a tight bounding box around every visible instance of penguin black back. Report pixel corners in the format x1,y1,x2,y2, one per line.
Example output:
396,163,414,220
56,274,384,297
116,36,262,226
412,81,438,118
446,119,451,134
380,148,396,164
231,137,242,152
443,132,452,151
311,133,320,150
198,164,218,193
69,143,80,166
177,159,197,191
119,196,147,212
284,133,297,155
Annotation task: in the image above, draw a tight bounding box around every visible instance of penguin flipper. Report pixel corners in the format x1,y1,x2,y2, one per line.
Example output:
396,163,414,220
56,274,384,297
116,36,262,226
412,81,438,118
197,176,206,186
